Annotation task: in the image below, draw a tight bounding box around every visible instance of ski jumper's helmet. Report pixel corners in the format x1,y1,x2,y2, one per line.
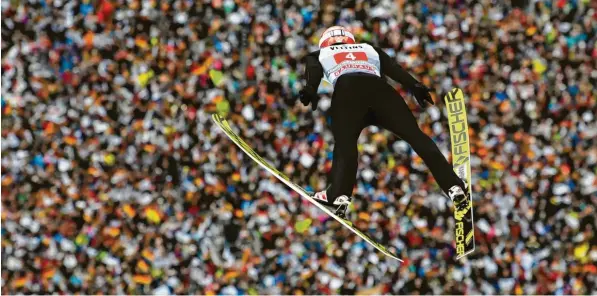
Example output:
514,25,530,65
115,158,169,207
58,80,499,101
319,26,356,49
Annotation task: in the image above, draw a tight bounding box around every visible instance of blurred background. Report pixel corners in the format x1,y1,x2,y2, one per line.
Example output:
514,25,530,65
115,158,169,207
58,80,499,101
1,0,596,294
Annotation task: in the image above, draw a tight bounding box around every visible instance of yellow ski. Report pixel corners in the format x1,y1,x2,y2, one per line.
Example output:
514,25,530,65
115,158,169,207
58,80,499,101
212,113,402,261
444,88,475,259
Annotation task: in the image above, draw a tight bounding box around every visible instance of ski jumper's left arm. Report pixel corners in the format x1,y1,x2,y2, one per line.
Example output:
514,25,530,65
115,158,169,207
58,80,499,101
299,50,324,110
304,50,324,93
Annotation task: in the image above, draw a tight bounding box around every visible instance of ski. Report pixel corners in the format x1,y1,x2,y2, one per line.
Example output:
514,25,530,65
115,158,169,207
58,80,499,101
444,88,475,259
212,113,402,262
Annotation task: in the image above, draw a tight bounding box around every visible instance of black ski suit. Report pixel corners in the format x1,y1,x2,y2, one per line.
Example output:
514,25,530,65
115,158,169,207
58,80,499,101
302,46,465,202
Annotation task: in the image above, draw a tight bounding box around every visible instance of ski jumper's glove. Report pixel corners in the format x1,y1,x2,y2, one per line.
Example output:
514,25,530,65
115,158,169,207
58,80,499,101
299,85,319,111
410,83,435,108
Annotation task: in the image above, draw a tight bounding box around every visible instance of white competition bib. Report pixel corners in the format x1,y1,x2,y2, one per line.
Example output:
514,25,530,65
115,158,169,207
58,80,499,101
319,43,381,86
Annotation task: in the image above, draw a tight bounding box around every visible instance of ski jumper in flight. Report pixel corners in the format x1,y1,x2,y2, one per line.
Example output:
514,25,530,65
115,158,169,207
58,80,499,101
299,26,469,218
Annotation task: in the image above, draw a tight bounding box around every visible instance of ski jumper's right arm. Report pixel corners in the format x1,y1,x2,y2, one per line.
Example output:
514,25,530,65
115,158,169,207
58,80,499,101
374,47,434,107
374,47,419,88
300,50,324,110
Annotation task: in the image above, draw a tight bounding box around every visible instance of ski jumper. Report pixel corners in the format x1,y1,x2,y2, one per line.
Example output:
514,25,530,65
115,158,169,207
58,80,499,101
303,43,465,201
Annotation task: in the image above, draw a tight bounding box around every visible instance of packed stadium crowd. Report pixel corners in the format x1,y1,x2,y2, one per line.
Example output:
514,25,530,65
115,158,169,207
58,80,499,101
2,0,596,294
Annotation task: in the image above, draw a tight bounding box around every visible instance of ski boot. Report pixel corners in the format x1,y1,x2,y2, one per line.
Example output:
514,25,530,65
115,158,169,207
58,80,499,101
312,191,352,219
448,183,471,213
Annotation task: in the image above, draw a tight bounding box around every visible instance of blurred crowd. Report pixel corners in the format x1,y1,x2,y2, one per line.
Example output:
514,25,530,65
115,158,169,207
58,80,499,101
2,0,596,294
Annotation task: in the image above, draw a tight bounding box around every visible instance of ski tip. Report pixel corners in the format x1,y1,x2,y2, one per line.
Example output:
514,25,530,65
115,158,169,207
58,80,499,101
384,248,404,262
